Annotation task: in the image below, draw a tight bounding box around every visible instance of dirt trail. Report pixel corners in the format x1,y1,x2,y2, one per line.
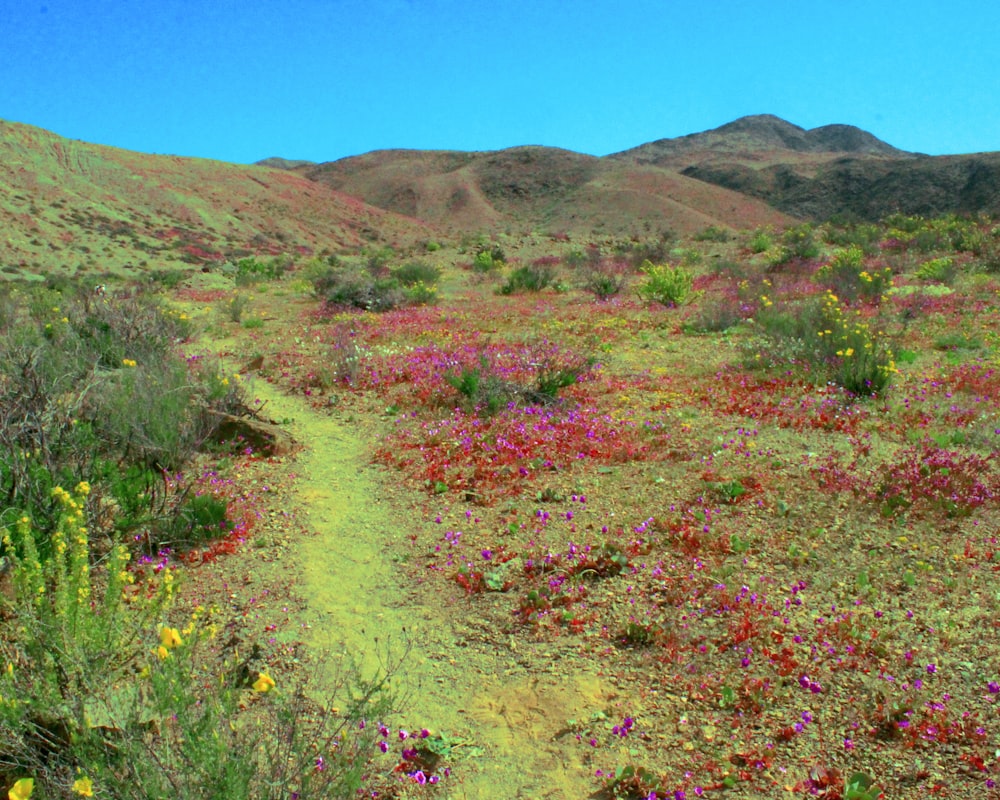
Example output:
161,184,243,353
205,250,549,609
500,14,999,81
250,381,606,799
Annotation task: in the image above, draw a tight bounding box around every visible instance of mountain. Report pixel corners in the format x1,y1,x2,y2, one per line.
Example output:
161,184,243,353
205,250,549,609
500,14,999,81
298,139,794,237
299,114,997,234
0,119,430,277
611,115,1000,220
609,114,908,166
3,114,998,280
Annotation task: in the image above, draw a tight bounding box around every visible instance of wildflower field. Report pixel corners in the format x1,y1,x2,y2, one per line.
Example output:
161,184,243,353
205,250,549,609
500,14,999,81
2,216,1000,798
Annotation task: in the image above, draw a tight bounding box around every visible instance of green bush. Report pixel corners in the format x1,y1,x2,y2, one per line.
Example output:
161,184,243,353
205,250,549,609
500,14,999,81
637,260,697,307
0,493,415,799
311,265,406,312
747,227,773,254
816,246,893,302
234,256,290,285
580,263,628,300
499,264,555,295
0,287,246,535
392,260,441,287
915,256,957,284
748,290,896,395
693,225,731,243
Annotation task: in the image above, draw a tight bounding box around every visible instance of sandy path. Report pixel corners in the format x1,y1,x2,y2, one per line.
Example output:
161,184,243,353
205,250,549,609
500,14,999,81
250,380,606,799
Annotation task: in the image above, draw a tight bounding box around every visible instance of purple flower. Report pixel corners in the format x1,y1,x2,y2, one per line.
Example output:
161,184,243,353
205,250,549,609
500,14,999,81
481,549,492,560
926,663,937,674
378,741,389,753
988,681,999,694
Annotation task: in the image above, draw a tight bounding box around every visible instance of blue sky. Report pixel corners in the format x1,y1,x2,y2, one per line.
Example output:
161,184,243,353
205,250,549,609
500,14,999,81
2,0,998,164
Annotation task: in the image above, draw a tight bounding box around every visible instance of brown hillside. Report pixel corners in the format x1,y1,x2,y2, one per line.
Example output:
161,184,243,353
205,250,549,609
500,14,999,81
0,119,430,277
303,143,792,236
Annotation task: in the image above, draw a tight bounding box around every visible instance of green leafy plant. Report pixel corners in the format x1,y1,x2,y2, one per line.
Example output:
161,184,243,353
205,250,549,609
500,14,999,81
916,256,957,284
499,263,555,294
637,260,697,307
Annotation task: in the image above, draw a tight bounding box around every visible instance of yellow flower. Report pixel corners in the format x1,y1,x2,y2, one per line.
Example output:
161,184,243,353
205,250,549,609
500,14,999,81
155,645,169,660
122,358,137,368
253,672,276,693
75,481,91,496
8,777,33,800
160,627,182,649
72,776,94,797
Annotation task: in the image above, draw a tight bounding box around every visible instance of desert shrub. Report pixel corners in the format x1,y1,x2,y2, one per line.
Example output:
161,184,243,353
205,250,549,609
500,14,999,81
783,223,821,260
974,240,1000,273
563,247,601,269
311,264,406,312
499,263,555,295
226,291,251,322
748,290,895,395
445,346,593,415
148,268,187,289
815,246,893,302
580,262,628,300
234,256,290,285
823,221,882,255
693,225,731,242
0,290,245,535
616,233,676,268
915,256,957,284
684,294,745,333
472,247,504,273
747,227,773,254
363,246,395,277
0,494,423,799
392,260,441,287
637,260,696,307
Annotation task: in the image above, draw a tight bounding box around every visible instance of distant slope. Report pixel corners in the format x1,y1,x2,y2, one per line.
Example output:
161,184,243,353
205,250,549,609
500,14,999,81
609,114,909,166
0,119,430,276
301,142,793,236
682,152,1000,220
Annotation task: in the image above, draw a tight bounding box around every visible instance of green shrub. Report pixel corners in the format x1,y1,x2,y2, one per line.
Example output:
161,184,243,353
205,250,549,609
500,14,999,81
472,249,503,273
748,290,896,395
405,281,438,305
693,225,731,242
445,347,593,415
580,263,628,300
392,260,441,287
747,227,773,254
311,265,406,311
234,256,290,285
499,264,555,295
782,224,820,259
915,256,957,284
637,260,696,307
816,246,893,302
0,492,414,799
684,295,745,332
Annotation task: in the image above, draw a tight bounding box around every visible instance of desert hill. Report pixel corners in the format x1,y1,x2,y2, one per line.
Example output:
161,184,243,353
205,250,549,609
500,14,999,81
295,138,794,237
0,119,430,278
3,114,998,279
295,114,999,231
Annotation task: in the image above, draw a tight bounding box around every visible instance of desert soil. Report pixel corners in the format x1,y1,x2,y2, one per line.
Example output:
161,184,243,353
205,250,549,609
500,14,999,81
247,378,607,799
